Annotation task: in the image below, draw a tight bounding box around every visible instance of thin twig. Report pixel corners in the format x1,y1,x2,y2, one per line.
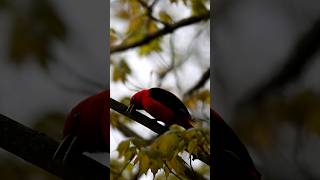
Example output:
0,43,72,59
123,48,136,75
113,160,132,180
164,161,184,180
183,67,210,98
189,155,196,177
137,0,170,26
110,12,210,54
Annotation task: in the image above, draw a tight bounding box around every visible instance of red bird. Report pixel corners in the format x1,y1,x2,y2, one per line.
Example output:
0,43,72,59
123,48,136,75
127,88,193,129
53,90,109,162
211,108,261,180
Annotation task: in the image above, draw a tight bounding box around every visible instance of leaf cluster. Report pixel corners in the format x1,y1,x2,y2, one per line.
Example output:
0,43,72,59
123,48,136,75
184,89,210,110
1,0,67,68
110,0,209,56
113,125,210,179
235,90,320,151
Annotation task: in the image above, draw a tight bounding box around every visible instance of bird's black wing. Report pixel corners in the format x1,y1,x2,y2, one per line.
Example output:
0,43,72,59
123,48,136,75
212,109,261,179
149,88,190,116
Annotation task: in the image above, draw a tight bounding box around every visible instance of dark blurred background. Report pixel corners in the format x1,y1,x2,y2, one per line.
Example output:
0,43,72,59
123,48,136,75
213,0,320,179
0,0,107,179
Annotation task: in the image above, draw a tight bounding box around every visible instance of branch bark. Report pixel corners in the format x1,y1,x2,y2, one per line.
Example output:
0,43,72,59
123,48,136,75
184,67,210,98
110,98,210,165
0,114,108,180
239,18,320,106
110,11,210,54
110,98,169,134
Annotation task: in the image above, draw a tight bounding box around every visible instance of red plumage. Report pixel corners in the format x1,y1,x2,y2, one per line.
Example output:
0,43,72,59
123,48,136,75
211,108,261,180
53,90,109,161
128,88,193,129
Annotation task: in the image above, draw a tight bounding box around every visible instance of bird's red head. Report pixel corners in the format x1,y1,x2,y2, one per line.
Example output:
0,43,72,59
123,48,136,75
128,89,148,112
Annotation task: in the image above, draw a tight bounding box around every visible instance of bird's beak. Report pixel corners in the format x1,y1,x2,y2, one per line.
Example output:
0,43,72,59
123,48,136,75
127,104,135,113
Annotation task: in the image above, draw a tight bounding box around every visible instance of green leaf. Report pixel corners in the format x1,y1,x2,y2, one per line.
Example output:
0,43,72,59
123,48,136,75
187,139,197,154
138,38,162,56
112,59,132,82
124,147,136,161
110,28,118,45
138,151,150,175
151,132,181,159
150,158,162,176
159,11,174,24
191,0,208,15
163,165,171,178
117,139,130,158
125,15,148,39
166,157,187,177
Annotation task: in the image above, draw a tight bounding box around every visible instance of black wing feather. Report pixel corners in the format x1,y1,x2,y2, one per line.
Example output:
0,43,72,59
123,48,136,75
149,88,190,116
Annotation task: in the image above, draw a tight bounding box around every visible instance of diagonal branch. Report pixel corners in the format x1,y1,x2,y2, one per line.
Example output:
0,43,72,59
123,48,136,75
110,98,210,165
0,114,108,180
110,11,210,54
239,18,320,106
184,67,210,98
110,98,168,134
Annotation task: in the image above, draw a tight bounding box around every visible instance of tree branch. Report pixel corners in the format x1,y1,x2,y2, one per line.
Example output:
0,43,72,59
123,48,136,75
137,0,170,26
110,11,210,54
239,18,320,106
184,67,210,98
110,98,210,165
114,120,145,140
110,98,168,134
0,114,108,180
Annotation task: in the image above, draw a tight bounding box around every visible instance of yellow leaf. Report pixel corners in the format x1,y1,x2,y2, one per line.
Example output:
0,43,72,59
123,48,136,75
112,59,132,82
151,132,181,159
187,139,197,154
150,158,162,176
198,89,210,104
163,166,170,178
191,0,208,15
117,140,130,158
127,15,145,35
110,28,118,45
124,147,136,161
148,21,158,34
159,11,174,24
138,38,162,56
166,157,187,177
128,0,142,15
116,9,130,19
138,151,150,175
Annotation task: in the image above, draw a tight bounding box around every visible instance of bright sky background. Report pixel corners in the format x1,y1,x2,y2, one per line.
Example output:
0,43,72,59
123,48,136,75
110,1,210,179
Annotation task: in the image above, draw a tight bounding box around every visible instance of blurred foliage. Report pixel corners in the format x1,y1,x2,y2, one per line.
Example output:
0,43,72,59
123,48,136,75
184,89,210,110
0,0,67,68
113,0,162,56
110,110,134,128
190,0,208,16
111,125,210,179
112,58,132,82
32,111,65,140
158,11,174,25
0,155,59,180
110,0,209,56
234,90,320,152
110,158,137,180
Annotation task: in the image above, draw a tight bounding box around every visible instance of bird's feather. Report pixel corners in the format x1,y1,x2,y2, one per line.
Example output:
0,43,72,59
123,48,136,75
149,88,190,116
